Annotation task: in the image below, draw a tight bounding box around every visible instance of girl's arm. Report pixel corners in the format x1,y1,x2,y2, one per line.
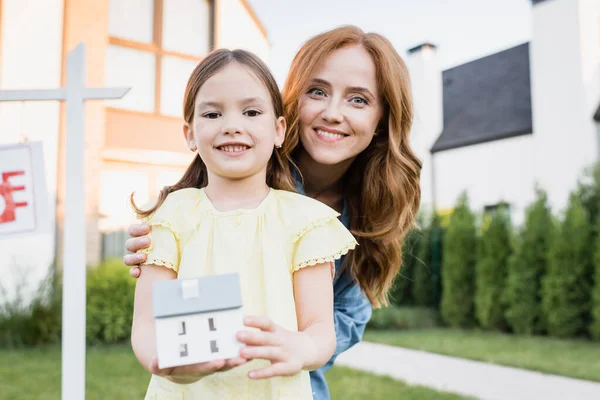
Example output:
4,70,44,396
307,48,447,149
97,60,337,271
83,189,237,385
237,262,336,378
131,264,177,371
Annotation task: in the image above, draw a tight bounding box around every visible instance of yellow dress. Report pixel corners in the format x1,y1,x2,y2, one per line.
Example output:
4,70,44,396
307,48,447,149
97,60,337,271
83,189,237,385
138,188,357,400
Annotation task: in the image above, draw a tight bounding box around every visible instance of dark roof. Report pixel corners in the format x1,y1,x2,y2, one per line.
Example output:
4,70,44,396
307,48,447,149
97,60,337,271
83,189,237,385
594,103,600,122
431,43,533,153
531,0,550,5
408,43,437,54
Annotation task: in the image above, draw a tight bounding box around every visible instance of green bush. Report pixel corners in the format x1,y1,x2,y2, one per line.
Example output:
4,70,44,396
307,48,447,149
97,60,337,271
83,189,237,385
475,211,512,330
440,193,477,328
86,258,136,345
504,189,554,335
390,228,421,306
413,215,442,308
542,194,594,338
0,265,61,348
367,306,439,330
590,218,600,340
577,162,600,230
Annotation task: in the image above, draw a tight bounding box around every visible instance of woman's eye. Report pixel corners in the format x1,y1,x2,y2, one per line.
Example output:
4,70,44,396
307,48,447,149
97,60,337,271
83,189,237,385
308,88,326,97
350,97,367,105
244,110,261,117
203,112,220,119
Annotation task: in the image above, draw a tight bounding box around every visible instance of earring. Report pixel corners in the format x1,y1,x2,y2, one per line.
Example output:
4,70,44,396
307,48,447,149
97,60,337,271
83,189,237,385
275,144,282,149
189,145,197,152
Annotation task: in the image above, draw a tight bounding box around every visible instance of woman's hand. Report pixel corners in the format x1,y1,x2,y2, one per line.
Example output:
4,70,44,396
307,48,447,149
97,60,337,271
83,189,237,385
123,223,152,278
236,316,315,380
148,356,248,384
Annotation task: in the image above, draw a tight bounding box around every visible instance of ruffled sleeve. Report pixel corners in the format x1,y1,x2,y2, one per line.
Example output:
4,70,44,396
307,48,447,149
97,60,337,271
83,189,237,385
285,195,358,273
136,190,197,274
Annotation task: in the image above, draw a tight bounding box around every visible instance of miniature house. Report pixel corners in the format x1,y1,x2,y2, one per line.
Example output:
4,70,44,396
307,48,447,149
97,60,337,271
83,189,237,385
152,273,244,369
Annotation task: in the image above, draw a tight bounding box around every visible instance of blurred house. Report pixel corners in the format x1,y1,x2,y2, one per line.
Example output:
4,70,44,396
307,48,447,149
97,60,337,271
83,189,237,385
0,0,269,278
409,0,600,224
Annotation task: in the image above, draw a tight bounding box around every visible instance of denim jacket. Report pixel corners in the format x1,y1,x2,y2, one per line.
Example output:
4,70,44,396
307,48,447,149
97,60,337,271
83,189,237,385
294,175,373,400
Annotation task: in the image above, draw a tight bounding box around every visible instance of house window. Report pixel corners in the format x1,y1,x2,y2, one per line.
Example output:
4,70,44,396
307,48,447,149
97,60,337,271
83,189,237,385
208,317,216,332
483,202,511,228
105,0,212,116
178,321,186,336
180,343,188,357
210,340,219,353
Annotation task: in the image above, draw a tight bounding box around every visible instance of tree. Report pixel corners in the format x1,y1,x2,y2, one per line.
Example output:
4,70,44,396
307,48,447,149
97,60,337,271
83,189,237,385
390,228,421,306
590,218,600,340
413,214,442,308
440,193,477,327
504,188,554,334
475,210,512,330
542,193,593,338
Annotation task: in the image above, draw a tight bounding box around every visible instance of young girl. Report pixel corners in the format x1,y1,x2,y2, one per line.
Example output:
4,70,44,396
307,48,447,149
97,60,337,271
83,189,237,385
130,49,357,399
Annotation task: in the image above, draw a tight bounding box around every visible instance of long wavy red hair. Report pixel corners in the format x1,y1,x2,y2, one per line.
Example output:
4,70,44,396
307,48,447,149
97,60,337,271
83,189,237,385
280,26,422,307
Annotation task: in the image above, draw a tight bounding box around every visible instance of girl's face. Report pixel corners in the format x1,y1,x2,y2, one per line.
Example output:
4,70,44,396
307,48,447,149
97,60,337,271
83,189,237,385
297,45,384,167
185,63,285,182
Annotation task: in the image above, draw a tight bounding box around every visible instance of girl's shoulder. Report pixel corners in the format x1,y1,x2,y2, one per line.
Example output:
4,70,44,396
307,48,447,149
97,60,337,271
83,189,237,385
270,189,342,239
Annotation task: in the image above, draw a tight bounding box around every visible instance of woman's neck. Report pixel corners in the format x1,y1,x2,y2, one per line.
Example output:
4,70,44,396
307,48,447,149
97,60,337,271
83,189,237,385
296,149,352,211
204,172,270,212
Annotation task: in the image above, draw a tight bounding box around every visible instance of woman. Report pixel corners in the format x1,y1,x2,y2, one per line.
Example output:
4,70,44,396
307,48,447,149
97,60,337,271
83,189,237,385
124,25,421,400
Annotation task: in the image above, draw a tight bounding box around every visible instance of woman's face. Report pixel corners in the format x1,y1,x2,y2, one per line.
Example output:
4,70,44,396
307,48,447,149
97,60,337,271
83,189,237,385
297,45,384,167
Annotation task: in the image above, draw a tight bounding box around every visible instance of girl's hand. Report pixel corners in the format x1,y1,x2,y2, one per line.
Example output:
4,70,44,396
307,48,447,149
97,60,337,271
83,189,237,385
123,223,151,278
148,356,248,384
236,316,310,380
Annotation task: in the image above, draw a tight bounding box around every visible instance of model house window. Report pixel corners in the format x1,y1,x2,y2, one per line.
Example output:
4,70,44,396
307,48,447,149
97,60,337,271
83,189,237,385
180,343,188,357
178,321,186,336
210,340,219,353
105,0,212,115
208,317,216,332
483,202,511,227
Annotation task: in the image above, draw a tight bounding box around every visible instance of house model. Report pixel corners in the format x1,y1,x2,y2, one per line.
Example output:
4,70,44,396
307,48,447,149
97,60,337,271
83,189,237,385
152,273,244,369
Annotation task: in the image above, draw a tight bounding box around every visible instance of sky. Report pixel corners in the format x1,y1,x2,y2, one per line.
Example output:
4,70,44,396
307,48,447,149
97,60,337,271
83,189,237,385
247,0,533,85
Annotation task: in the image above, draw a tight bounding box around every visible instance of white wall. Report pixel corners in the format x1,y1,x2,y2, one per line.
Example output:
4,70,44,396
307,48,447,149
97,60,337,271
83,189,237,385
0,0,64,303
530,0,600,214
407,45,443,212
433,135,535,226
216,0,270,63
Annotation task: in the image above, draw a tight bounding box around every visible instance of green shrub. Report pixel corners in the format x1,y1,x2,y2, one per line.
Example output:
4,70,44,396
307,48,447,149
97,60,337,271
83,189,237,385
590,218,600,340
86,259,136,345
504,188,554,335
413,215,442,308
367,306,439,330
440,193,477,328
577,162,600,230
475,212,512,330
390,228,421,306
542,194,593,338
0,265,61,348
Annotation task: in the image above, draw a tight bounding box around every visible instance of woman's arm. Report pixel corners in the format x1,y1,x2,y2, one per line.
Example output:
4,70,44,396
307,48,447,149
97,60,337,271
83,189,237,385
236,262,336,378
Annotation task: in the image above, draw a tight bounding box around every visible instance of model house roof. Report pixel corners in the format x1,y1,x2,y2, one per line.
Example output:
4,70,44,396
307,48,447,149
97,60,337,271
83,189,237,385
594,103,600,122
431,43,533,153
152,273,242,318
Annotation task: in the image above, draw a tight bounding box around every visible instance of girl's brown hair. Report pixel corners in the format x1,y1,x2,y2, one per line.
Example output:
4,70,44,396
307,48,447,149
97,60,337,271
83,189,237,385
133,49,295,218
280,26,422,307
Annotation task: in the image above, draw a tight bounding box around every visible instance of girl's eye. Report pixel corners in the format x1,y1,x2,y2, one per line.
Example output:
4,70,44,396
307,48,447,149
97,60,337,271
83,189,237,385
350,97,367,105
244,110,261,117
203,112,220,119
308,88,326,97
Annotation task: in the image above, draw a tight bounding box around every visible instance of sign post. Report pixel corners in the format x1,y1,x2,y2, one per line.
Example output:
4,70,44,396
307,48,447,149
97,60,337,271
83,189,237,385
0,43,129,400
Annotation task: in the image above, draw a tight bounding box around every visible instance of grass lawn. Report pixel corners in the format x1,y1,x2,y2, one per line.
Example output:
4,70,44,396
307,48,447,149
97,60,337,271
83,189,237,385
0,344,473,400
365,328,600,382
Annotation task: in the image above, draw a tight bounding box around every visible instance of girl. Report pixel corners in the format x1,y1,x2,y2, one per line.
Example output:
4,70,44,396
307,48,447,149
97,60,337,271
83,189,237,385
125,25,422,400
130,48,357,399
